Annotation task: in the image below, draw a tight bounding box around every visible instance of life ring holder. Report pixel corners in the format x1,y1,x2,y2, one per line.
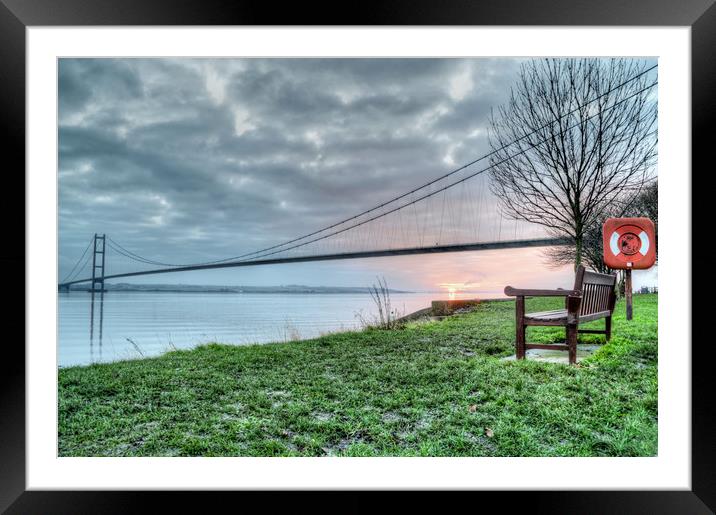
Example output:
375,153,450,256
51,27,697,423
607,224,651,267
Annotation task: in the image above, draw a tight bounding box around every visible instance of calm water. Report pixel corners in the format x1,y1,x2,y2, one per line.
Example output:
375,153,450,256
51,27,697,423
58,290,499,367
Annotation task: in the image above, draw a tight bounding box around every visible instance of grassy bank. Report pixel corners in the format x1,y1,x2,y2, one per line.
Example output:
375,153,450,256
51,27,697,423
58,294,657,457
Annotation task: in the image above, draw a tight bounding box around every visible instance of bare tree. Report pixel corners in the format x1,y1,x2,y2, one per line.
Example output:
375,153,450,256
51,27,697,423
629,180,658,227
488,58,657,269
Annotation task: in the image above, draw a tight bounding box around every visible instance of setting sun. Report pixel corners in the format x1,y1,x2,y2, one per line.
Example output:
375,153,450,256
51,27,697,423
439,282,468,300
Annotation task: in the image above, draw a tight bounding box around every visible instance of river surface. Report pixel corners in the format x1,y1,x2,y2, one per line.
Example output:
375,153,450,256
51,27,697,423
58,290,501,367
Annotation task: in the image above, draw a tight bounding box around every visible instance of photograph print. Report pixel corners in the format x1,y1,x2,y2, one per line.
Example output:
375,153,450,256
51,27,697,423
57,56,658,457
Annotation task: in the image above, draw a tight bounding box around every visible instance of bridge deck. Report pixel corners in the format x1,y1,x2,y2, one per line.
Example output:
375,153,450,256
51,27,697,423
59,237,569,287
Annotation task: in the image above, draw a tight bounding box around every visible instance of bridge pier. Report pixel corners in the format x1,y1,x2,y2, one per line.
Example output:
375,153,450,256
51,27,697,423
90,233,106,294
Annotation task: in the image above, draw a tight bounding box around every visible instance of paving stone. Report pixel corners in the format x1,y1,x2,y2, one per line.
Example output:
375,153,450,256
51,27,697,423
502,344,602,364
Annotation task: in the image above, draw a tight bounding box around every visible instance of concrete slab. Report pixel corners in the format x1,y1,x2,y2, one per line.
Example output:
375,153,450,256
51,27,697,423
431,297,510,316
502,344,603,364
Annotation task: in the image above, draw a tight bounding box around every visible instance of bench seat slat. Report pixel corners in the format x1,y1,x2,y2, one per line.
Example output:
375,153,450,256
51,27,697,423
525,309,568,321
576,310,613,323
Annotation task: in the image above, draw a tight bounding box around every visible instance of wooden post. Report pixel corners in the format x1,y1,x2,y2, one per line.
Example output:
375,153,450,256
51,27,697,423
515,295,525,359
625,268,633,320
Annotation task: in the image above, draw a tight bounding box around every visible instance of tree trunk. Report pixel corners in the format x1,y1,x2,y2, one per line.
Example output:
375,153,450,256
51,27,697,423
574,234,583,271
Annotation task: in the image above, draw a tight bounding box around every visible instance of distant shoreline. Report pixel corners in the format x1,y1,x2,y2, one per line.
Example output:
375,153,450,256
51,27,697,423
61,283,510,295
63,284,414,294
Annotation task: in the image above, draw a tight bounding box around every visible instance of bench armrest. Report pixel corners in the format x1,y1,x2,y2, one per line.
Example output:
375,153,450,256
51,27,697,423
504,286,581,297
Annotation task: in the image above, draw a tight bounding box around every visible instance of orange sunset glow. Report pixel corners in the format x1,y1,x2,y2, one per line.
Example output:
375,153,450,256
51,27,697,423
350,246,576,295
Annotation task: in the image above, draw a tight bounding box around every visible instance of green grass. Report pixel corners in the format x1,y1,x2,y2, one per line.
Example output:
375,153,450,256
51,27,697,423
58,294,657,457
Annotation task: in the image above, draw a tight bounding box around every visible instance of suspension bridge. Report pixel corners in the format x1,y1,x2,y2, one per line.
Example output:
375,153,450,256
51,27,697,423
59,69,657,292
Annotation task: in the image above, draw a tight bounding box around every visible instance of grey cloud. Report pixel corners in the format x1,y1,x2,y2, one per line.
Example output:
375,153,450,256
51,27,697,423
58,57,538,281
59,59,143,119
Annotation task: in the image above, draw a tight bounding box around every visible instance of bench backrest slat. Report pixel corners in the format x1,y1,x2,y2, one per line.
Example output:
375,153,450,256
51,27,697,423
572,265,617,316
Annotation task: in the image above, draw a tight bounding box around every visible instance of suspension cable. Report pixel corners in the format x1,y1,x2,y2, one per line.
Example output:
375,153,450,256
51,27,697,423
61,237,93,283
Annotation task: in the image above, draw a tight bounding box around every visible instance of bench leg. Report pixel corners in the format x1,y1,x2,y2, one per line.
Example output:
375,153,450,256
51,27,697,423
516,322,526,359
567,324,578,365
605,316,612,341
515,296,526,360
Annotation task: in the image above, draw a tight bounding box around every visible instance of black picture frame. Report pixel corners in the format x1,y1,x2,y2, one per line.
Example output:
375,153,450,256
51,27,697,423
2,0,713,512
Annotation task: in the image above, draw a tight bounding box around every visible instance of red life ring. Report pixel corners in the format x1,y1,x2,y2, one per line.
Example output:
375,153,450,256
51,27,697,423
602,218,656,270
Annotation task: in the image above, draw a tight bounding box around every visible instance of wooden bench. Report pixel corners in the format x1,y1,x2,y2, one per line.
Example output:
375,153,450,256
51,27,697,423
504,265,617,365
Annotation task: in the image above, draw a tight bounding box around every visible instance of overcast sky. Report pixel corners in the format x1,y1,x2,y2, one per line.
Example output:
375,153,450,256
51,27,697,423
58,57,656,292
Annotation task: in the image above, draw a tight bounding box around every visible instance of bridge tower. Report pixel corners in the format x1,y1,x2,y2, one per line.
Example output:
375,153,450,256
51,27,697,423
90,233,106,293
